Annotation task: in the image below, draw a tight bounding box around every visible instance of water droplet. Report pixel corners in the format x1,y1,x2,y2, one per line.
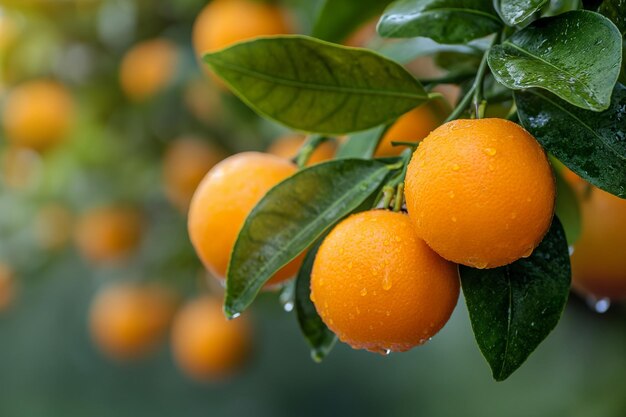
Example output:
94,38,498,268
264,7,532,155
230,312,241,319
488,164,495,171
339,248,344,255
385,310,391,316
347,262,353,270
586,296,611,313
329,318,334,325
356,307,361,314
483,147,497,156
510,212,517,219
452,163,460,171
451,216,457,222
448,190,455,198
382,276,392,291
473,261,488,269
522,246,534,257
568,245,575,256
360,288,368,296
395,236,401,242
283,301,294,312
310,292,316,303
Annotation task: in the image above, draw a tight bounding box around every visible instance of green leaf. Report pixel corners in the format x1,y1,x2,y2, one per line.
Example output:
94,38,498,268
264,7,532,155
599,0,626,34
225,159,391,317
488,11,623,111
460,217,571,381
203,35,428,134
336,124,388,159
312,0,391,43
514,84,626,198
295,240,337,362
377,0,502,44
499,0,549,26
375,37,483,64
554,166,582,244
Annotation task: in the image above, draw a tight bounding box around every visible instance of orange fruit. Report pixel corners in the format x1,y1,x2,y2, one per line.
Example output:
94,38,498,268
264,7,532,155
0,263,16,312
171,296,251,381
163,137,224,211
119,38,179,102
34,203,73,251
374,98,451,157
188,152,302,285
74,206,143,264
89,283,177,360
2,80,74,151
311,210,459,353
183,77,222,124
267,134,336,166
192,0,291,58
571,187,626,301
405,118,555,269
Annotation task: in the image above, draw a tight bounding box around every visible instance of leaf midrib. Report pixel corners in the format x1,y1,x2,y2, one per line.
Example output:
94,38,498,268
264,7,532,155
227,163,388,310
206,58,428,100
390,7,501,24
501,41,598,105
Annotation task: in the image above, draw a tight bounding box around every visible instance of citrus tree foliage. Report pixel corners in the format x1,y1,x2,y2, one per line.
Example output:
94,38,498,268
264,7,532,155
202,0,624,380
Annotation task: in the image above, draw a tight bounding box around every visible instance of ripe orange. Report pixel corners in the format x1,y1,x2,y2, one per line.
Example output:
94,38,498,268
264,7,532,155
2,80,74,151
570,187,626,301
374,98,451,157
405,118,555,269
74,206,143,264
171,296,251,381
89,283,177,360
119,38,179,102
267,134,336,166
0,263,16,312
311,210,459,353
163,137,224,211
188,152,302,285
192,0,291,58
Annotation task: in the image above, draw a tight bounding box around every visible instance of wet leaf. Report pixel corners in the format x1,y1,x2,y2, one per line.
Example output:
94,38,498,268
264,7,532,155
203,35,428,134
375,37,483,64
515,83,626,198
336,125,388,159
460,217,571,381
377,0,502,44
225,159,391,317
312,0,392,43
488,11,623,111
295,240,337,362
499,0,549,26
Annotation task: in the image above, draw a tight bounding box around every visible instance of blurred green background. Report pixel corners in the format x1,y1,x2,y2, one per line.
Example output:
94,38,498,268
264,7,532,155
0,1,624,416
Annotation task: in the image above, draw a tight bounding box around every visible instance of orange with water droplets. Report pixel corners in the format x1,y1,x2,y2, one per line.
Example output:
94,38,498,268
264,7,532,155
188,152,302,285
405,118,555,269
171,296,251,381
311,210,459,354
374,98,450,157
267,134,336,166
570,187,626,301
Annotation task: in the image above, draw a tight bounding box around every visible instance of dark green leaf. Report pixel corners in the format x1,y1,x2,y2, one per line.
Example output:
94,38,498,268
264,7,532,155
203,35,428,134
336,125,388,159
488,11,623,111
377,0,502,44
554,165,582,244
295,240,337,362
375,37,484,64
514,84,626,198
499,0,549,26
225,159,391,317
312,0,391,43
460,217,571,381
599,0,626,34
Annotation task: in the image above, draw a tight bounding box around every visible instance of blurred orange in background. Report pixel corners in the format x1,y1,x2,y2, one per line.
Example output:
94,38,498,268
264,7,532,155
89,282,177,361
267,134,336,166
0,263,16,312
171,295,251,381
